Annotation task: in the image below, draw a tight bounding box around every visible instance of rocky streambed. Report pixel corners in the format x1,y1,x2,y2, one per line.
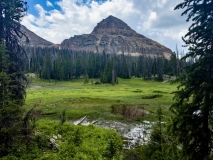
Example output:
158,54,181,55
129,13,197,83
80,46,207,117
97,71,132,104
72,116,153,149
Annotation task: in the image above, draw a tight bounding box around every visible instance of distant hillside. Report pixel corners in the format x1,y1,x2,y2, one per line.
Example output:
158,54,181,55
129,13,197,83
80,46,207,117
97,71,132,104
20,25,54,47
61,15,172,58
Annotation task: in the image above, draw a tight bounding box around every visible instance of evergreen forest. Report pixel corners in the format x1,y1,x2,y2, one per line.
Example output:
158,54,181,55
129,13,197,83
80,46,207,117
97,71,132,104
23,46,188,83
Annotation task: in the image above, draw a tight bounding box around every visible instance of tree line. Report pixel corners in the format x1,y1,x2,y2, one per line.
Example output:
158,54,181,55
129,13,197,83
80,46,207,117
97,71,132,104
23,46,188,83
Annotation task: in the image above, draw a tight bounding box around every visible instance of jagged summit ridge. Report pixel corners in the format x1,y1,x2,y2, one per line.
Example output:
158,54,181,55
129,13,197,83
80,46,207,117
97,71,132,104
91,15,133,34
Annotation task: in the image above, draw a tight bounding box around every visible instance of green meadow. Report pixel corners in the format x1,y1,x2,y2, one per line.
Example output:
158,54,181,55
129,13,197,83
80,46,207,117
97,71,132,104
25,78,177,121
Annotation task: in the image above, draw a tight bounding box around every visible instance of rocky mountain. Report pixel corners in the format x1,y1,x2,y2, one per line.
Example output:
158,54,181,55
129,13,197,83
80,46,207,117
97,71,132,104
61,15,172,58
20,25,54,47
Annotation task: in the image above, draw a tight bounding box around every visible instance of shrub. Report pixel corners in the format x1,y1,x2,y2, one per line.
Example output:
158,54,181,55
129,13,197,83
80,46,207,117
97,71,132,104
94,81,101,84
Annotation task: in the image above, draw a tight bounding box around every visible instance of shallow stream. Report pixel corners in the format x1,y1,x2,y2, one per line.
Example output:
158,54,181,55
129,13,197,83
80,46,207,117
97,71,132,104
72,116,153,149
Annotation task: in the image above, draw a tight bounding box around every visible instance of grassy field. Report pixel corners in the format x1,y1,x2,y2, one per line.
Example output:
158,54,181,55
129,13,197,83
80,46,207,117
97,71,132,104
25,78,177,121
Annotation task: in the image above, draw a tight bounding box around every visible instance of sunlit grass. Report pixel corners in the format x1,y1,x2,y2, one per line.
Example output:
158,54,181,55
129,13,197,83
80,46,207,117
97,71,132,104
25,78,177,121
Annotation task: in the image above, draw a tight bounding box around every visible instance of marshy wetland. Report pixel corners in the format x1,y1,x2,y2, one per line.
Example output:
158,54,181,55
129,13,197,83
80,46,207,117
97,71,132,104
26,78,177,149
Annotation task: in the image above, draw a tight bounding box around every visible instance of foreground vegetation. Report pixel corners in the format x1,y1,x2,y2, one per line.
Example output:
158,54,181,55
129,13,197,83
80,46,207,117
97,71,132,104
0,77,176,159
2,119,123,160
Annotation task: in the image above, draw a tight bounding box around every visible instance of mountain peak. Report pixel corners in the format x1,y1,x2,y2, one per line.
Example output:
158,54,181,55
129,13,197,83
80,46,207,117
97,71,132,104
61,15,172,58
91,15,132,34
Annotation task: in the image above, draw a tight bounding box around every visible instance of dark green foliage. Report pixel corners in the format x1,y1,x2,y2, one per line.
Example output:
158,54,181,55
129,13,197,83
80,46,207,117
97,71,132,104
171,0,213,159
155,57,164,81
24,47,188,82
1,119,123,159
0,0,28,105
100,59,117,84
54,53,64,80
0,44,24,156
59,110,66,125
42,53,52,80
0,0,28,157
169,53,178,76
119,54,130,79
73,128,82,146
84,74,89,84
144,107,164,159
22,100,40,136
103,134,123,159
171,56,213,159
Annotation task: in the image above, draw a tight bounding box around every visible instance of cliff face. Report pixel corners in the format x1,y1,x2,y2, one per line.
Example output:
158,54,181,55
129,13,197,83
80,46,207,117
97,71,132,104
61,15,172,58
20,25,54,47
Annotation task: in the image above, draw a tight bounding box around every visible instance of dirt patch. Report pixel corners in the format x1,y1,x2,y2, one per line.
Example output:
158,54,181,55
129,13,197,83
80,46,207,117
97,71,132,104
141,94,163,99
111,104,151,120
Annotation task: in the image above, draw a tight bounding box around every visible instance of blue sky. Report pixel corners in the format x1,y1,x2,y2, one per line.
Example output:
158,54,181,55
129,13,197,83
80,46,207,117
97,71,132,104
26,0,107,15
26,0,60,16
22,0,190,53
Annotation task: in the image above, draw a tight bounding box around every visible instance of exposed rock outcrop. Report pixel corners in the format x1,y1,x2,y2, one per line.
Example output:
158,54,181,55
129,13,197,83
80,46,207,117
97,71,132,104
61,15,172,58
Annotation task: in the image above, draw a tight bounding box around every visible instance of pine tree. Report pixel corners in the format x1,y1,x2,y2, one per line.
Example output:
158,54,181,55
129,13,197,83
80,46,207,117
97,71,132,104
55,53,64,80
75,53,83,78
42,53,52,80
170,53,178,76
64,56,73,80
0,0,28,105
170,1,213,159
121,56,130,79
142,107,164,159
0,43,24,156
100,60,112,83
156,57,164,81
0,1,28,156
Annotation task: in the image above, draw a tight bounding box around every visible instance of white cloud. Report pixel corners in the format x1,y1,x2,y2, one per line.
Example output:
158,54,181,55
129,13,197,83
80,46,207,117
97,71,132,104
46,1,54,7
21,0,191,52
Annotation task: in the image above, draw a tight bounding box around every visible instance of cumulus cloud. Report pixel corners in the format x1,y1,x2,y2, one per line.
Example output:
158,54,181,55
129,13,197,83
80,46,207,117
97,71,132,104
46,1,54,7
21,0,191,52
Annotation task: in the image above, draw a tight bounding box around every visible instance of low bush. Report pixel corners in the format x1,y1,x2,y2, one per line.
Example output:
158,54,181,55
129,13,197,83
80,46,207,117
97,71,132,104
2,119,123,159
94,81,101,84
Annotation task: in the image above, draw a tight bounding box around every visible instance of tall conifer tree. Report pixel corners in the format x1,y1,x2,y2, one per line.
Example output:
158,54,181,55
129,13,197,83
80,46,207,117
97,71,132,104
170,1,213,159
0,0,28,105
0,0,28,156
